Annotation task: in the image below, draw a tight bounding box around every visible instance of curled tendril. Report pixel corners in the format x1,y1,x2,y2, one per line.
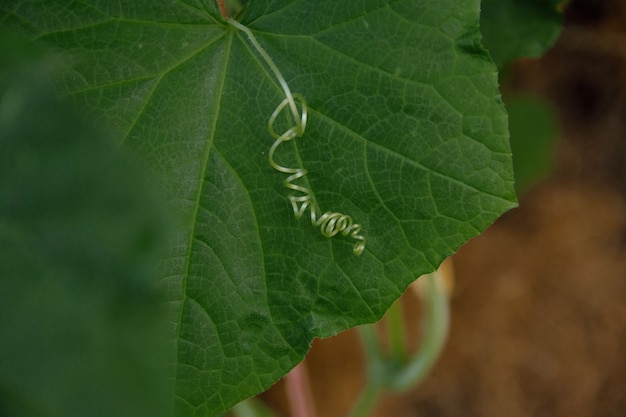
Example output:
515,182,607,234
229,18,366,256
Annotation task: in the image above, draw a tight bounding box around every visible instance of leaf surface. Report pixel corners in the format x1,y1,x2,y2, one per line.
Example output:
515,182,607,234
1,1,516,415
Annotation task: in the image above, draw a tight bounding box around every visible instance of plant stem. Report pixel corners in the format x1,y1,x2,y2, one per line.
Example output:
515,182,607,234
284,361,317,417
347,325,385,417
346,380,382,417
216,0,228,18
231,400,256,417
388,271,450,391
230,398,280,417
386,299,407,363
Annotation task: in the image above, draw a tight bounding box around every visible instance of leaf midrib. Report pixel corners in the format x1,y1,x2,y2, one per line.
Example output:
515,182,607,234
172,28,234,409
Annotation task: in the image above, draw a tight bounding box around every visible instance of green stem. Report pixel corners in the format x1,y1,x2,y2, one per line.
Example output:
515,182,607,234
386,299,407,363
347,325,386,417
346,380,382,417
388,272,450,391
349,267,450,416
231,398,279,417
357,324,383,370
231,400,260,417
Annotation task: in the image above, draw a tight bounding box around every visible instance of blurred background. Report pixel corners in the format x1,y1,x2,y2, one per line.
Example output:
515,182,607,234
261,0,626,415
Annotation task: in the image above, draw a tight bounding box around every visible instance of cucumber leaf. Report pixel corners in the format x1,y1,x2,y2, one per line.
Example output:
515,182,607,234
1,1,516,415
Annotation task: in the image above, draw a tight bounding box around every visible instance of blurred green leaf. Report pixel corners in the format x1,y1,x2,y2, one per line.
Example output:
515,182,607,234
0,34,171,417
481,0,564,68
507,94,559,193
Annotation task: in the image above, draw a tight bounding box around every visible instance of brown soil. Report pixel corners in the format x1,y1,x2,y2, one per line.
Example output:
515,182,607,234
262,1,626,416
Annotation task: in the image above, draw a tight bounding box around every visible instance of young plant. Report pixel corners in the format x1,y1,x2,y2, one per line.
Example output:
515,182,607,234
0,0,534,415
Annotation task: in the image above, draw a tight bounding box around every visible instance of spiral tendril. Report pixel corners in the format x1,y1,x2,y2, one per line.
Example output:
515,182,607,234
228,18,366,255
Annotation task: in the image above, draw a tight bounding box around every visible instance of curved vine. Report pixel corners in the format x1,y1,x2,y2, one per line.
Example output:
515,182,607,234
228,18,366,255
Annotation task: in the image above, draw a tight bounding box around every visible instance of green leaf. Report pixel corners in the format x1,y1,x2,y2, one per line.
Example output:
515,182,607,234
507,94,559,194
0,34,171,417
1,1,516,415
480,0,564,67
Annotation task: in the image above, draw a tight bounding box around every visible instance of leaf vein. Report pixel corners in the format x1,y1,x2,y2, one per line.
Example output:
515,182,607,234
311,108,512,203
172,28,233,408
